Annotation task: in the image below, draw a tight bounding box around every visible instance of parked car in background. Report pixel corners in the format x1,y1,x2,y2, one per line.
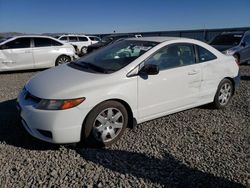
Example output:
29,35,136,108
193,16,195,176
0,36,77,72
17,37,239,147
56,35,101,55
87,34,141,54
210,31,250,64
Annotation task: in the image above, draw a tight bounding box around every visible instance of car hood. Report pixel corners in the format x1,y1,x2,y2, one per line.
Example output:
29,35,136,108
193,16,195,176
89,42,108,48
211,45,236,52
25,64,110,99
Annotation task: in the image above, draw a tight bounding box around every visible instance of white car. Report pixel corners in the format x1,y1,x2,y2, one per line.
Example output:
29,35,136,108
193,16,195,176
17,37,240,147
57,35,101,55
0,36,77,72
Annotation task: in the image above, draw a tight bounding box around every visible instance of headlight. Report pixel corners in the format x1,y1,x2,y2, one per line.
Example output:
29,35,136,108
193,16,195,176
36,98,85,110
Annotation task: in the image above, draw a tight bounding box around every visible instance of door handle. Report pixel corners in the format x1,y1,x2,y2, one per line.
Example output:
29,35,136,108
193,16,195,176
188,69,199,75
25,50,32,53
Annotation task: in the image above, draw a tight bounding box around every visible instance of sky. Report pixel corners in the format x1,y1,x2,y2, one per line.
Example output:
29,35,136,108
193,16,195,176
0,0,250,34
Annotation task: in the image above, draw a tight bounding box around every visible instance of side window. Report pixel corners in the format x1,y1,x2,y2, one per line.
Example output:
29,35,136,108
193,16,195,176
78,37,88,41
34,38,53,47
51,39,63,46
60,36,68,41
4,38,30,49
144,43,196,71
197,45,217,62
89,37,100,41
69,36,78,42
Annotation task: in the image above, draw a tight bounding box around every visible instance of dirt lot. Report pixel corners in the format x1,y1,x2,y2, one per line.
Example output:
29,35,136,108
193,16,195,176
0,65,249,187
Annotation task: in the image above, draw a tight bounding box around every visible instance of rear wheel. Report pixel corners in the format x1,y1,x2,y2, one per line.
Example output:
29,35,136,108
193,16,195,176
82,101,128,147
55,55,71,66
212,79,233,109
81,46,88,55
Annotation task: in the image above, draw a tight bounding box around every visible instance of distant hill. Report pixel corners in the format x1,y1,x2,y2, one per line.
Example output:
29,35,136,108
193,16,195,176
0,32,28,38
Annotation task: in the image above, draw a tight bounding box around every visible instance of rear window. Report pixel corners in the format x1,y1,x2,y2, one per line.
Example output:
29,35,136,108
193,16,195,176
210,34,243,46
89,37,100,41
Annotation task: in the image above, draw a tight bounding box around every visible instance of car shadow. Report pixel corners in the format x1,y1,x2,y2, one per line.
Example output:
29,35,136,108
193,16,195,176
77,148,245,187
0,99,59,150
0,68,46,74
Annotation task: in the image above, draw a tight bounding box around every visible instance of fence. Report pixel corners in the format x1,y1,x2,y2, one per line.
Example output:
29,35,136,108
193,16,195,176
95,27,250,42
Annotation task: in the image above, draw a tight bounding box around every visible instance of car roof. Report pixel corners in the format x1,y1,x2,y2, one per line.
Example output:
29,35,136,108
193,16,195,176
125,36,183,43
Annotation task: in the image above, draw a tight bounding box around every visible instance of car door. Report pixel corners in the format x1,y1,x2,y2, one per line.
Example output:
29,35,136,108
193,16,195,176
0,37,34,70
32,37,58,68
195,45,219,102
240,35,250,62
138,43,202,120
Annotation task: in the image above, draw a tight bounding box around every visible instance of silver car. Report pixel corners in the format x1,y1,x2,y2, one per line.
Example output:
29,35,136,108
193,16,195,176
210,31,250,64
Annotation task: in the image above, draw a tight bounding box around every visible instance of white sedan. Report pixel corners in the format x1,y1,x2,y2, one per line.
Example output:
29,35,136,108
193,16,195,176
0,36,77,72
17,37,240,147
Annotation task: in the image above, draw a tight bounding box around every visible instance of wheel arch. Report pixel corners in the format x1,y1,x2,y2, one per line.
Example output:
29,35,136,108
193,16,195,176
79,98,136,144
55,54,71,65
224,77,235,95
82,98,135,131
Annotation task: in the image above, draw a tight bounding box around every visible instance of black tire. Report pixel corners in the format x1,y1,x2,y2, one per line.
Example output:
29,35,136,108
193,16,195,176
55,55,71,66
212,79,234,109
81,101,128,147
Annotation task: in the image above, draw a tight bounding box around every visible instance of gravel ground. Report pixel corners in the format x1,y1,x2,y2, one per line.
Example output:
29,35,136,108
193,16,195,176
0,66,249,188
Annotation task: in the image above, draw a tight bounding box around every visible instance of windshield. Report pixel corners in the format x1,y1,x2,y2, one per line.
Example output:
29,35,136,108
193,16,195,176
210,34,243,46
74,40,159,73
0,37,12,44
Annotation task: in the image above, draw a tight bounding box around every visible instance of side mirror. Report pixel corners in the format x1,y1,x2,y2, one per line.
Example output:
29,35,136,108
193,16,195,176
139,64,159,75
241,41,246,47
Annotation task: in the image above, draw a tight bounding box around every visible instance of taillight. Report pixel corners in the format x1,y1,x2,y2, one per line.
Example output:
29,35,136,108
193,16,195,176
234,57,240,66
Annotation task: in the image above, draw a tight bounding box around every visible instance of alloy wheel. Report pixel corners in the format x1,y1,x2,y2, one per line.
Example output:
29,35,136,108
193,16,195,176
92,108,124,143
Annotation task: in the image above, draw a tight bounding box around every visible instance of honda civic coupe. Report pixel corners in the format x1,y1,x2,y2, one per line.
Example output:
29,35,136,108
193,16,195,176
17,37,240,147
0,36,77,72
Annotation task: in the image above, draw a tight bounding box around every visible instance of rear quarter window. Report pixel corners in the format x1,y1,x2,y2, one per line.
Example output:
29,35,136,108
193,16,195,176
197,45,217,63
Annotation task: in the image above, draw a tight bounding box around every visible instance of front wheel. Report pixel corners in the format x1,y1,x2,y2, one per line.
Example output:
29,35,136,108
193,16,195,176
82,101,128,147
212,79,233,109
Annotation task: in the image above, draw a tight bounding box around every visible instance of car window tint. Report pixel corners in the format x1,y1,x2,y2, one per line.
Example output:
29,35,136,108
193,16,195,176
52,39,63,46
89,37,100,41
60,36,68,41
144,44,196,71
210,34,243,46
4,38,30,49
34,38,54,47
197,45,217,62
78,37,88,41
69,36,78,42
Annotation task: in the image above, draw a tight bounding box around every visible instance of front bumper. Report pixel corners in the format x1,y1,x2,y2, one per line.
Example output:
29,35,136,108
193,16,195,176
17,89,90,144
